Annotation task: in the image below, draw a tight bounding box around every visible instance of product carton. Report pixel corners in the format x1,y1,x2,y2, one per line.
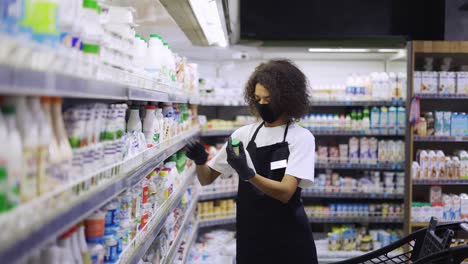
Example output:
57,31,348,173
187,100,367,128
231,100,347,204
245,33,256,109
451,194,461,220
419,150,429,179
442,195,452,221
421,72,438,94
436,151,446,178
378,140,387,163
438,72,456,94
413,71,422,94
430,186,442,204
434,111,444,136
369,138,378,164
359,138,370,164
456,72,468,95
460,151,468,179
339,144,348,163
349,137,359,164
443,112,452,136
461,193,468,220
429,150,438,178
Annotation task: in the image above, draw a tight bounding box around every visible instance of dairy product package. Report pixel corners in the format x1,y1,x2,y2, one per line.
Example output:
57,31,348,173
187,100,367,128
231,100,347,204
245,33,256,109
434,111,444,136
432,205,444,220
443,112,452,136
442,194,452,221
369,138,378,164
413,71,422,94
438,71,456,94
430,186,442,205
349,137,359,163
429,150,438,178
419,150,429,179
460,151,468,179
456,72,468,95
421,71,438,94
451,194,461,220
378,140,387,163
461,193,468,220
359,138,370,164
412,161,420,179
339,144,348,163
436,151,446,178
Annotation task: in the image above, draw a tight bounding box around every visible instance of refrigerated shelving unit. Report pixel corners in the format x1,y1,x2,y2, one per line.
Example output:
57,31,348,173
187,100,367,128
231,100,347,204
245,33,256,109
0,40,202,263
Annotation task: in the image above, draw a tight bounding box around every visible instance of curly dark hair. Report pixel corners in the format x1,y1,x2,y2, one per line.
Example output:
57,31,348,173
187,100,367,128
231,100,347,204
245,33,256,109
244,59,310,121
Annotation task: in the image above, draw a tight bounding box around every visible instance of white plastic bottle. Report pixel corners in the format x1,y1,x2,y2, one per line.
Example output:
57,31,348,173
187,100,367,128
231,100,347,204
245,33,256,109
29,97,53,195
78,224,91,264
2,105,22,209
127,106,142,133
51,97,73,183
145,34,164,81
143,105,157,148
155,108,164,143
13,97,39,202
41,97,64,189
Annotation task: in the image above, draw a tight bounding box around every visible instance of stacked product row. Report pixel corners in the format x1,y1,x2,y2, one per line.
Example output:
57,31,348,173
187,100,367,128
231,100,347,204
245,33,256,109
414,111,468,137
311,72,406,102
19,155,192,264
316,138,405,165
411,149,468,179
302,106,406,133
412,186,468,223
309,170,404,195
305,203,404,218
327,225,403,252
197,199,236,220
200,116,256,131
0,0,199,95
0,97,194,214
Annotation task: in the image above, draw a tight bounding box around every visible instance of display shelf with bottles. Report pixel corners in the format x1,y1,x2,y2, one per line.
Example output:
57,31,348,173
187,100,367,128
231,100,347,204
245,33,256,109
118,167,196,264
408,41,468,232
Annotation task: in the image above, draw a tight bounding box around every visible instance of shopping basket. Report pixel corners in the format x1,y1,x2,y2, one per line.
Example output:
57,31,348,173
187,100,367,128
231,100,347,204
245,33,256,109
333,217,468,264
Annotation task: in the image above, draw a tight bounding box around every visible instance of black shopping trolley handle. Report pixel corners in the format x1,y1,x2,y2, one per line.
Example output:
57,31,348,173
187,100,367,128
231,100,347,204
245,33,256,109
461,223,468,233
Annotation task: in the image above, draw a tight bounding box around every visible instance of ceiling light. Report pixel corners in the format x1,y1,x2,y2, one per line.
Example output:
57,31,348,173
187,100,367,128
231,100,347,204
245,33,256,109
189,0,228,47
308,48,370,53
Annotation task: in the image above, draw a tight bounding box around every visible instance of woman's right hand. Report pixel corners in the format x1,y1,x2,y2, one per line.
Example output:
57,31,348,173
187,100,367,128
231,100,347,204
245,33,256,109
186,141,209,165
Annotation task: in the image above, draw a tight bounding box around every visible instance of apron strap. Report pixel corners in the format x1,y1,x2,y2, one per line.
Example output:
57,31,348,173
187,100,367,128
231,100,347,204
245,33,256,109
282,121,290,142
250,121,264,143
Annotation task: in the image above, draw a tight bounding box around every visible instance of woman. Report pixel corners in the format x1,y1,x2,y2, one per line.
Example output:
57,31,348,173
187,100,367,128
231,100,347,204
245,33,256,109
186,59,318,264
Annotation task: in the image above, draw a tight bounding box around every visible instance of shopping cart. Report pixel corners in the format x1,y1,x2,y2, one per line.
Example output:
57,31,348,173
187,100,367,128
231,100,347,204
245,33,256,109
333,217,468,264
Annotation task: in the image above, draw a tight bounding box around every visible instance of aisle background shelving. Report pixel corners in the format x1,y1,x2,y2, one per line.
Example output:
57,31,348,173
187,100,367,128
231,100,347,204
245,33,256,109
407,41,468,232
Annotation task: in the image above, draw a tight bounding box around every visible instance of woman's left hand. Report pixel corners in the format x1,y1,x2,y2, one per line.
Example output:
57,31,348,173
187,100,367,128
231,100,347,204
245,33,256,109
226,139,256,181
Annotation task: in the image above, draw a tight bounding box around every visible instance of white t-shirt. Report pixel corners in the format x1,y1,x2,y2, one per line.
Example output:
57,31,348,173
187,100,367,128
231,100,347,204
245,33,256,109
207,122,315,188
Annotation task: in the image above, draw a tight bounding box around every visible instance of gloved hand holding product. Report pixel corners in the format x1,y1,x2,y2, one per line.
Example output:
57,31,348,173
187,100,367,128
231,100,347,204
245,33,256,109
185,141,208,165
226,138,256,182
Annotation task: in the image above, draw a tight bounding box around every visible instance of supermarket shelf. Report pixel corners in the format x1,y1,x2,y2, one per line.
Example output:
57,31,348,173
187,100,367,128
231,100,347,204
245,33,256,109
0,129,200,263
0,64,191,103
310,100,404,107
309,217,403,223
127,129,200,187
302,191,404,200
162,194,199,264
198,216,237,228
412,179,468,185
309,129,405,137
414,93,468,99
180,222,199,264
413,135,468,142
200,129,236,137
199,190,237,201
123,168,196,264
410,221,466,228
315,162,405,170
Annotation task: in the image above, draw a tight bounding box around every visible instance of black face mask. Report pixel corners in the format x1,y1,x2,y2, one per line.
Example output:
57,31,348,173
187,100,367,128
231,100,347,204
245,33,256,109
255,102,281,123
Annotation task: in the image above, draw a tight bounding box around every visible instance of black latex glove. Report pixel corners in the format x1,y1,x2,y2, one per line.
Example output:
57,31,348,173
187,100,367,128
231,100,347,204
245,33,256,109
186,141,208,165
226,138,256,181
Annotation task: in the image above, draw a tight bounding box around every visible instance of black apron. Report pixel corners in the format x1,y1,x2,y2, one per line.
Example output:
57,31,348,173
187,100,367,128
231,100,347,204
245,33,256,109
236,122,318,264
